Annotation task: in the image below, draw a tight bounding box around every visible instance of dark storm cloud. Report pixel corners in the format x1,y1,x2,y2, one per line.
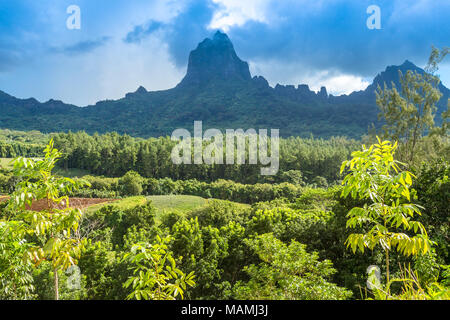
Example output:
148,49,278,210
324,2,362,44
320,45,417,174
225,0,450,77
124,0,218,67
123,0,450,77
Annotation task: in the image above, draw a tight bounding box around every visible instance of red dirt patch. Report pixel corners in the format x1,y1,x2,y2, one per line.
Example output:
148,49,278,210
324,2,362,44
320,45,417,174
0,197,114,212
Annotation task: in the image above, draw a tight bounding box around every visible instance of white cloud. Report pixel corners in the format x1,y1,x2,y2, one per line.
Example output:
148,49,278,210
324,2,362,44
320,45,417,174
209,0,271,31
249,59,370,96
0,0,185,106
311,73,371,95
92,37,184,104
0,35,184,106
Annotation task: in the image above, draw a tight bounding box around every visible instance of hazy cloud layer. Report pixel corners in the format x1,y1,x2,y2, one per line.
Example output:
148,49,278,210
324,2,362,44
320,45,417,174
50,37,111,55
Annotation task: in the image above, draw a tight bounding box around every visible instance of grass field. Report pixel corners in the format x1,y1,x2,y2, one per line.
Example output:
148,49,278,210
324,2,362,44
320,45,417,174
83,194,250,226
84,196,147,214
82,195,208,225
85,196,147,213
0,158,14,169
147,195,250,224
147,195,208,215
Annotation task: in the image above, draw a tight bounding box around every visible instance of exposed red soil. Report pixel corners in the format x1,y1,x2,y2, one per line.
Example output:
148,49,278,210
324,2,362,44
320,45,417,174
0,197,114,212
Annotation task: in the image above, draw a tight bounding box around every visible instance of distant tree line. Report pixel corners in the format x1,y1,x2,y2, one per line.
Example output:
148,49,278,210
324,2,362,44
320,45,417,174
74,174,304,204
51,131,360,185
0,141,44,158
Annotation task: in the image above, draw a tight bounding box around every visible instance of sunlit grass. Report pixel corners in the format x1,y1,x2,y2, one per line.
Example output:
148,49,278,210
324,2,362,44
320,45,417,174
84,196,147,214
0,158,14,169
147,195,208,215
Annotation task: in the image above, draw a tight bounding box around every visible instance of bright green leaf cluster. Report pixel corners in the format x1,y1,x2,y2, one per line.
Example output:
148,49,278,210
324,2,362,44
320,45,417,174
123,235,195,300
341,138,433,257
1,139,90,299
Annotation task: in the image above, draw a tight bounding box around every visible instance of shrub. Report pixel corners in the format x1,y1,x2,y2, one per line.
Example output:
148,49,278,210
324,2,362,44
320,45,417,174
119,171,144,196
233,234,352,300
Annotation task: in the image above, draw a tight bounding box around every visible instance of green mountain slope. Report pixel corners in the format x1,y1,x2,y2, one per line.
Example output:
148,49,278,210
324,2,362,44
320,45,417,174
0,31,448,138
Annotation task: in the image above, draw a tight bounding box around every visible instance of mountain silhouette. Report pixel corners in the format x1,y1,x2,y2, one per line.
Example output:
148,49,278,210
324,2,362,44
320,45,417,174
178,31,251,87
0,32,448,138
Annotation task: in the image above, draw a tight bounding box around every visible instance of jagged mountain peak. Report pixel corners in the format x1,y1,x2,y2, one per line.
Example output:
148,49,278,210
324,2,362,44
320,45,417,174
401,59,416,68
135,86,147,94
201,30,233,47
177,31,251,87
369,60,422,89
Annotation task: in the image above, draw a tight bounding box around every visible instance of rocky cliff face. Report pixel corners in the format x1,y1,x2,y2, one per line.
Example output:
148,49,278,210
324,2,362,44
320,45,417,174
178,31,252,87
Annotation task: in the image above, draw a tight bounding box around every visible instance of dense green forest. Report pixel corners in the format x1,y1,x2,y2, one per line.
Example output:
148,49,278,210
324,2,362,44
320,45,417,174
52,132,361,184
0,135,448,300
1,128,362,185
0,125,448,300
0,48,449,301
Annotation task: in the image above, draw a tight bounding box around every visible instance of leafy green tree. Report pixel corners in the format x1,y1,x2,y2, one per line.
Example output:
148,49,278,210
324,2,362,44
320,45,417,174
311,176,328,188
413,160,450,264
123,235,195,300
376,72,441,163
6,139,89,300
427,46,450,136
119,171,144,196
366,264,450,300
233,233,352,300
32,261,88,300
340,138,433,285
170,217,229,299
0,220,35,299
426,46,449,75
279,170,304,185
77,240,118,299
375,47,448,163
188,199,247,228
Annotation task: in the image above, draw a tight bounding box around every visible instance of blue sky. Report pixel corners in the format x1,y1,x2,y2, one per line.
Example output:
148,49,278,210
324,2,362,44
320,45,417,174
0,0,449,106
